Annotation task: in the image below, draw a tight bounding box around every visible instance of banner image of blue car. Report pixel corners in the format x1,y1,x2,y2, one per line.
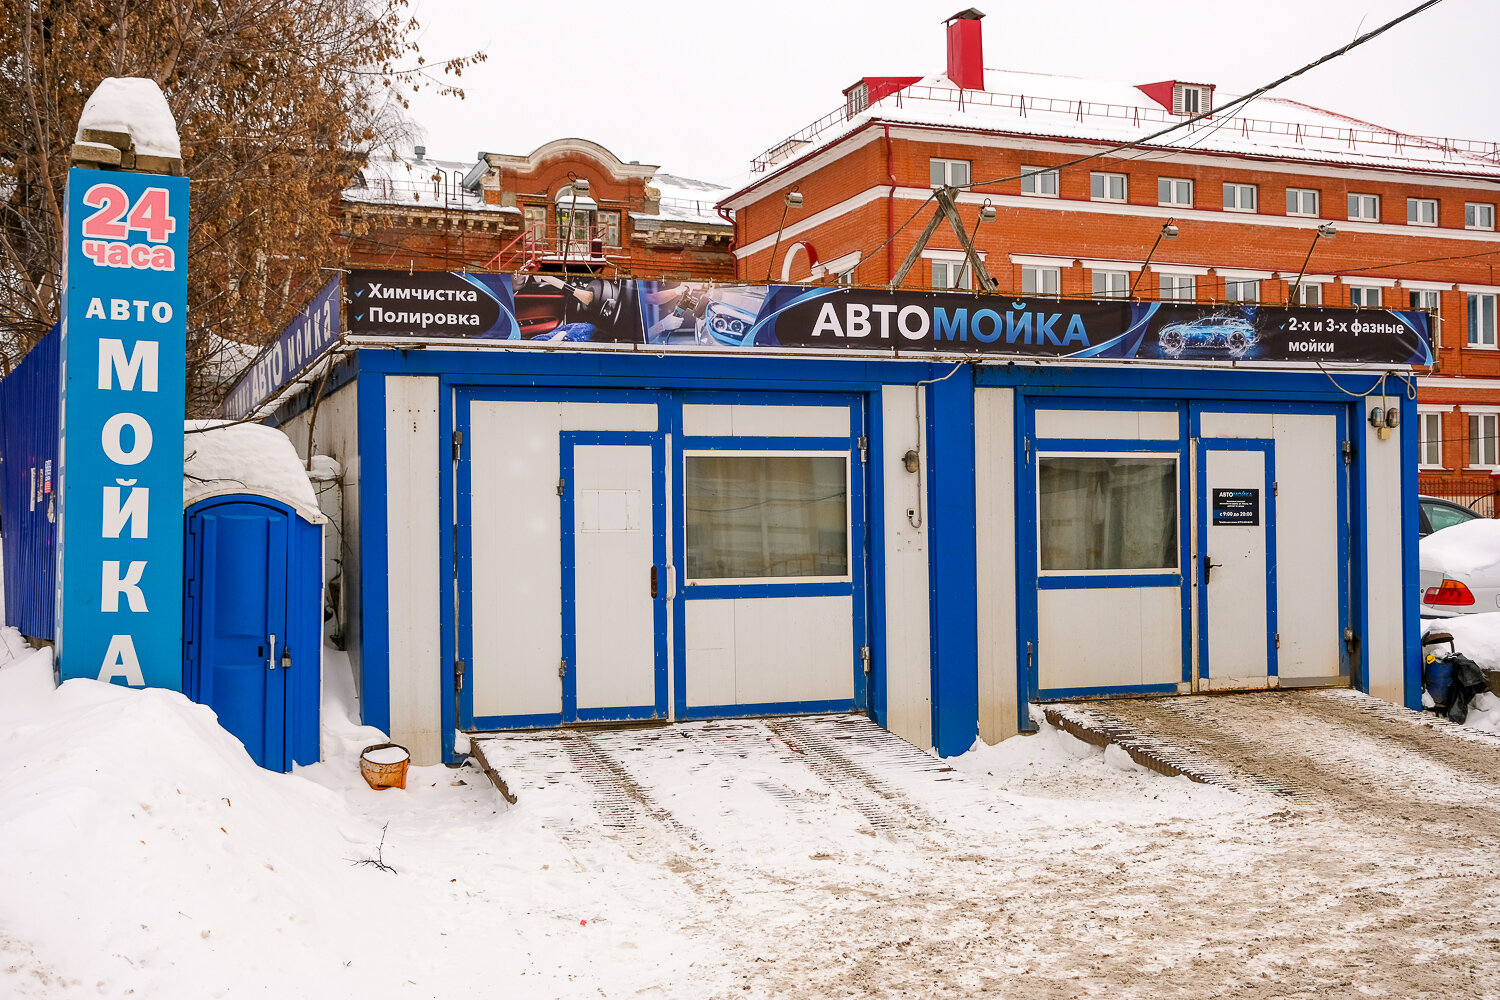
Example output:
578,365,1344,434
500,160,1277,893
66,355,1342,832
747,287,1433,366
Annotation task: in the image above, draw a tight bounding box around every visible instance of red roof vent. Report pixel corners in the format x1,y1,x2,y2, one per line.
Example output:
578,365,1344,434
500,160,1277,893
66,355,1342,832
944,9,985,91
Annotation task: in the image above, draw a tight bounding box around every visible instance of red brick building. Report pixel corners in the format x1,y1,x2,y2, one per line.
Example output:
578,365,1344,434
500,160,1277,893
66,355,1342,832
341,138,734,280
719,10,1500,504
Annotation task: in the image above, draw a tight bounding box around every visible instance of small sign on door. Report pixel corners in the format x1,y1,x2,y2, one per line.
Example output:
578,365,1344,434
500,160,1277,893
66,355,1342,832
1212,488,1260,526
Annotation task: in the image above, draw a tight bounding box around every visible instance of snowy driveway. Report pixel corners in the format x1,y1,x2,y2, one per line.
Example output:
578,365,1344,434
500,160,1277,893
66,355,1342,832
474,699,1500,1000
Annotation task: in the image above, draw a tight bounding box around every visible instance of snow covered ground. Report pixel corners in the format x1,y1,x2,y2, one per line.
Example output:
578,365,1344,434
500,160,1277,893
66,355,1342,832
4,633,1500,999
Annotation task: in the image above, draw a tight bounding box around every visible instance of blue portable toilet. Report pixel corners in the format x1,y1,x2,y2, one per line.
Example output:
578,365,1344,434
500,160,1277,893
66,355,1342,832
182,423,325,772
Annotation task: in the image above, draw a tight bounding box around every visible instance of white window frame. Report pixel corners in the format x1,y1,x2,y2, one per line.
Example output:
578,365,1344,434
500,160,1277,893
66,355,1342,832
930,158,971,189
1291,282,1323,305
1035,451,1182,576
682,449,854,586
1092,270,1129,297
1417,407,1446,470
1466,203,1496,231
1464,409,1500,469
1022,264,1061,297
1173,85,1209,116
1158,273,1195,301
1021,166,1060,197
930,258,972,290
1224,279,1259,303
1348,285,1382,308
1223,183,1258,213
1158,178,1193,208
1348,193,1380,222
1090,172,1127,202
1286,188,1320,217
1469,292,1498,348
1407,197,1439,227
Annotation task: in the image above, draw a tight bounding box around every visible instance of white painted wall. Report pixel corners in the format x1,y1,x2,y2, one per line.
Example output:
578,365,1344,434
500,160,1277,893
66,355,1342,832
384,377,443,764
973,387,1019,745
282,381,362,693
1363,401,1406,704
880,386,932,749
682,403,850,438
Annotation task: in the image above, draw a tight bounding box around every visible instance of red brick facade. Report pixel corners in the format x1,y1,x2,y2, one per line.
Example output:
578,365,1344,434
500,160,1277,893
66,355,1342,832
721,39,1500,504
340,139,734,281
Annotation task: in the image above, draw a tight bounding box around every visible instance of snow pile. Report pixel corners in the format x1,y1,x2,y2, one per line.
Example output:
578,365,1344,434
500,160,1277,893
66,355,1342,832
74,78,181,159
183,420,319,517
1419,517,1500,579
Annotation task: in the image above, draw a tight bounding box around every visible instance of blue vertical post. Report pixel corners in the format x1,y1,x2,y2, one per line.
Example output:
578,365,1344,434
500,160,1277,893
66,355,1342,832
56,166,188,687
926,364,978,756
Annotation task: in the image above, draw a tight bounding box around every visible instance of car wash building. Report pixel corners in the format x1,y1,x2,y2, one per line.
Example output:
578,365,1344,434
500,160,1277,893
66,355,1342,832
228,268,1431,765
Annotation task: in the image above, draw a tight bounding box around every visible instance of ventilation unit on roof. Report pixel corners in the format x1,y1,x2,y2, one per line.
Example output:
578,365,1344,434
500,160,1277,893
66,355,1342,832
1173,84,1211,116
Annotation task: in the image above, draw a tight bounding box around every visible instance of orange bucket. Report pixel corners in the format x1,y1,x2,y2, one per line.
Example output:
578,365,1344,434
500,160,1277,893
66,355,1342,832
359,743,410,790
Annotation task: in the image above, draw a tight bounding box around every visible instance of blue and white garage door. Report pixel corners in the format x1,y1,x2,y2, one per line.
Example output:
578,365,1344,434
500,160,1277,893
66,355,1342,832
1022,400,1350,698
456,390,868,730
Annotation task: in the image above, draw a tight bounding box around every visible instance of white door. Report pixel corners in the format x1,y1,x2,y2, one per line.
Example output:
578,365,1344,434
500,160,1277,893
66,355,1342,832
568,440,664,720
1200,445,1273,689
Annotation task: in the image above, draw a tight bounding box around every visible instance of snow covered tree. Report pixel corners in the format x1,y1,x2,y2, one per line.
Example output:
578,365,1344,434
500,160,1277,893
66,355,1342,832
0,0,482,411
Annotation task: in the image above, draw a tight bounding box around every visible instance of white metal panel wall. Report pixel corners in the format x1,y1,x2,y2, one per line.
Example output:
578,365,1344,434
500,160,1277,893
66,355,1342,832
683,597,854,707
682,403,850,438
881,386,933,750
1035,408,1178,440
385,377,442,765
470,401,564,720
1272,413,1342,680
973,387,1018,745
282,381,362,694
1364,402,1405,703
1038,588,1182,689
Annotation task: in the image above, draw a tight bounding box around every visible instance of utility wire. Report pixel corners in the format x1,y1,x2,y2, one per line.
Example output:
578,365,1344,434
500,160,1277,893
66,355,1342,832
841,0,1449,280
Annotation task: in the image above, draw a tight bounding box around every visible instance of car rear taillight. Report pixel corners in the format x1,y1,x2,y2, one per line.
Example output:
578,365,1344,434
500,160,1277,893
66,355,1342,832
1424,579,1476,606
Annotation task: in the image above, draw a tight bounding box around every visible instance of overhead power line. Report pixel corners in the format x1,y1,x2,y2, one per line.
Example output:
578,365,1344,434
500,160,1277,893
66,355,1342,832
841,0,1450,280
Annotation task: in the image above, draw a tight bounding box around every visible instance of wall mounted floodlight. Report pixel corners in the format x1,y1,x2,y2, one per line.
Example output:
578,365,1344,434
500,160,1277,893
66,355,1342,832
765,188,805,281
1290,224,1338,303
1129,219,1179,299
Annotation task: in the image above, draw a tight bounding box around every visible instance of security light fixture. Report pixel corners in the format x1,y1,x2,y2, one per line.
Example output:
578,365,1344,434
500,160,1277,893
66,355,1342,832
766,188,805,281
1290,224,1337,303
903,449,921,473
1129,219,1179,299
978,200,996,223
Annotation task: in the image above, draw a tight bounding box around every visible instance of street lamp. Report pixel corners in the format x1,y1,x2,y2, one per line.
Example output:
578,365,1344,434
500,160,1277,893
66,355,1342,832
1289,223,1338,304
559,174,590,274
765,189,804,282
1128,220,1179,300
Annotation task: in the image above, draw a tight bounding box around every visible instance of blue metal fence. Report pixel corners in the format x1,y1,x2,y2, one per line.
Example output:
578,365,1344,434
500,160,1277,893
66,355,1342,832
0,326,60,639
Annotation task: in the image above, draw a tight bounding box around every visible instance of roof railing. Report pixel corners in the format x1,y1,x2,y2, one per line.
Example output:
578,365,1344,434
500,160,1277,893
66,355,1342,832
749,84,1500,173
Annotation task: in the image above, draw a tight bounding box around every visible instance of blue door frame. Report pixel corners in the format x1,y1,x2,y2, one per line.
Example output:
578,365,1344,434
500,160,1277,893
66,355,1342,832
560,430,669,723
1194,437,1278,681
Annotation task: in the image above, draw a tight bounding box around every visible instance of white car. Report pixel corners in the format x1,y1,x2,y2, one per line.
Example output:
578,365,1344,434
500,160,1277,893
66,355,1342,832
1419,517,1500,617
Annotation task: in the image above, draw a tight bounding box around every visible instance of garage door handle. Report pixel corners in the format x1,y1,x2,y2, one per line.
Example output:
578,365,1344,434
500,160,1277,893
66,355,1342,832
650,565,658,598
1204,556,1221,584
267,633,277,670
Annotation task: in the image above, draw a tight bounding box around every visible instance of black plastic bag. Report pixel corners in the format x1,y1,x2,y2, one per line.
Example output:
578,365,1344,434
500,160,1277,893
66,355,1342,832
1445,653,1490,725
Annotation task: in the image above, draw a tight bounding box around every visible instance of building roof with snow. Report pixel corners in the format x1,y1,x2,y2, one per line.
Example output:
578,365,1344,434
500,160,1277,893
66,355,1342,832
731,64,1500,202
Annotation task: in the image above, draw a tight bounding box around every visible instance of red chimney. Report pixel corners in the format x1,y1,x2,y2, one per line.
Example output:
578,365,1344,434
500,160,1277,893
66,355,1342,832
945,9,985,91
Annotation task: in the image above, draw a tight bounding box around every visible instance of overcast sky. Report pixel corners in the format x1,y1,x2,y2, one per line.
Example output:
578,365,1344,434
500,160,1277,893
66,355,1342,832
402,0,1499,186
